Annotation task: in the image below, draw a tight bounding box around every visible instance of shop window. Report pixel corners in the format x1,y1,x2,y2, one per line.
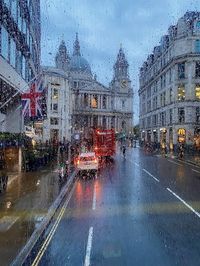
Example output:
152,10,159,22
91,95,98,108
177,85,185,101
195,62,200,78
196,107,200,123
178,108,185,123
178,62,185,79
195,40,200,53
195,84,200,100
50,118,59,125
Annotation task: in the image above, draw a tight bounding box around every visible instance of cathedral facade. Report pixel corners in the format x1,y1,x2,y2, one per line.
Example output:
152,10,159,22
48,34,133,141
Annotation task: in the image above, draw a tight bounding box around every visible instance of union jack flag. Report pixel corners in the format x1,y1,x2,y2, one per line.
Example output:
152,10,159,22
22,76,46,119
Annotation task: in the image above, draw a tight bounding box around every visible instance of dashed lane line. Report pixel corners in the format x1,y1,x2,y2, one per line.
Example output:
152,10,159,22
167,159,182,166
166,187,200,218
142,169,160,183
92,185,96,211
84,227,93,266
134,162,140,167
192,169,200,174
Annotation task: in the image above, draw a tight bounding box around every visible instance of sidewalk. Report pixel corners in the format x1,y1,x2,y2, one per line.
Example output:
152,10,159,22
0,160,71,265
167,152,200,167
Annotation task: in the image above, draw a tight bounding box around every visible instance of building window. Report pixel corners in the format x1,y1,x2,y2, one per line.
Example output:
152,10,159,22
1,26,9,60
111,116,115,128
52,88,58,99
160,112,166,126
22,56,26,79
84,93,88,107
10,37,16,67
11,0,17,21
103,95,107,109
73,81,78,88
196,107,200,123
153,114,157,126
170,88,173,103
178,62,185,79
169,109,173,124
103,116,106,129
169,68,172,83
16,49,22,74
91,95,98,108
160,93,163,107
122,100,125,108
4,0,10,7
195,40,200,53
195,84,200,100
195,62,200,78
178,108,185,123
177,85,185,101
163,91,166,106
53,103,58,112
50,118,59,125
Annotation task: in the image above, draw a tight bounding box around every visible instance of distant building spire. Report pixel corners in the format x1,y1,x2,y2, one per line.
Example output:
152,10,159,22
73,32,81,56
55,40,70,71
113,45,129,80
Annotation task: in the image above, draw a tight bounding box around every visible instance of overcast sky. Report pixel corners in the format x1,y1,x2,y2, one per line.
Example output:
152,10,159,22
41,0,200,124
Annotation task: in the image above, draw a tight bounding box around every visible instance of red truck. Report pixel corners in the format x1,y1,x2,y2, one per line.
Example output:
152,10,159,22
93,129,116,158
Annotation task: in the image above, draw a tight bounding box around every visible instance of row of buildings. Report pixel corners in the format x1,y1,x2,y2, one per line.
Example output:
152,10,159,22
139,11,200,150
0,0,133,147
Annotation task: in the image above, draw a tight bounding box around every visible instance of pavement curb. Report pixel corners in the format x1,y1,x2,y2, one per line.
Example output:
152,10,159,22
11,170,78,266
164,154,200,167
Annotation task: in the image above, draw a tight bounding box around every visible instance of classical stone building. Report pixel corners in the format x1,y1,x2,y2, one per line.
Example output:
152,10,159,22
42,67,71,143
139,12,200,149
53,34,133,141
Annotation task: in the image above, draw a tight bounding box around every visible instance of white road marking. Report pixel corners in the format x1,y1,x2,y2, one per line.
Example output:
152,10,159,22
167,159,182,166
0,216,19,232
134,162,140,167
177,159,200,169
166,187,200,218
92,186,96,210
142,169,159,182
192,169,200,174
84,227,93,266
32,183,76,266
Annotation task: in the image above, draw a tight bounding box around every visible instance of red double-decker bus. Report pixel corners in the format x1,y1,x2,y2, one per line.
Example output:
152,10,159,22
93,129,116,158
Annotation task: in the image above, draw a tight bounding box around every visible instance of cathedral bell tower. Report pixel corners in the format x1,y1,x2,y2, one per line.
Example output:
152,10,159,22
55,40,70,71
111,45,131,92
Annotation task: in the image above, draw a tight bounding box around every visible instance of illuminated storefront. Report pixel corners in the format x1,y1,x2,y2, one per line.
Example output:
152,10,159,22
177,128,186,143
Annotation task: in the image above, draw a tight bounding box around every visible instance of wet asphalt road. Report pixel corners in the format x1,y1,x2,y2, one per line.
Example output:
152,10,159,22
35,148,200,266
